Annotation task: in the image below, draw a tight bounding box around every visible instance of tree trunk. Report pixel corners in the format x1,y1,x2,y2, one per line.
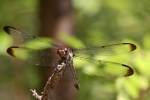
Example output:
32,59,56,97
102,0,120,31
38,0,77,100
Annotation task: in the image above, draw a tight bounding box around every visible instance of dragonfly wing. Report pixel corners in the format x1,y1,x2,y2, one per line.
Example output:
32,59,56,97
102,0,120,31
74,56,134,78
4,25,55,67
7,46,33,59
6,46,55,67
96,60,134,77
3,26,37,45
74,43,136,57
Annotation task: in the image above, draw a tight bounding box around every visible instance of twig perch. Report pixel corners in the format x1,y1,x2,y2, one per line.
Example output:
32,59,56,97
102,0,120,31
31,62,66,100
30,89,42,100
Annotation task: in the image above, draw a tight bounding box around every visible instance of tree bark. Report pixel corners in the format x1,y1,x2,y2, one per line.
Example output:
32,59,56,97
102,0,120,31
38,0,77,100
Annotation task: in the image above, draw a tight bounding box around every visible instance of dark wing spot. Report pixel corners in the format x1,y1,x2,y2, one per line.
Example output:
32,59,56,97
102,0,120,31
129,43,137,51
7,46,19,57
3,26,16,34
122,64,134,76
123,43,137,51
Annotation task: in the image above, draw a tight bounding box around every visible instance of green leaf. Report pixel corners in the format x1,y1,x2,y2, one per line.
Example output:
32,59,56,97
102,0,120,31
59,32,85,48
24,37,53,50
0,31,12,55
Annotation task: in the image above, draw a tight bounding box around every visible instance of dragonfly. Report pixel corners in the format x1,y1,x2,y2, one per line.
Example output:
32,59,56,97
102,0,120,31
3,26,137,92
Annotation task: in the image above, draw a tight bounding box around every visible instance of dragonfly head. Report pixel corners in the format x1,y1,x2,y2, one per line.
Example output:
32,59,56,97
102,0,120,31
57,48,73,60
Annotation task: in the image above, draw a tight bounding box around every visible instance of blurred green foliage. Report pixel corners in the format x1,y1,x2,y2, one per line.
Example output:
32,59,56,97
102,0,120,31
0,0,150,100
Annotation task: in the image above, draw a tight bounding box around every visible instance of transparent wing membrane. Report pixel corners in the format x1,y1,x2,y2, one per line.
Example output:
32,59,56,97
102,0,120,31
3,26,36,45
6,46,55,67
4,26,136,78
74,57,134,78
6,44,136,77
74,45,135,77
74,43,136,57
74,43,136,77
96,60,134,77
